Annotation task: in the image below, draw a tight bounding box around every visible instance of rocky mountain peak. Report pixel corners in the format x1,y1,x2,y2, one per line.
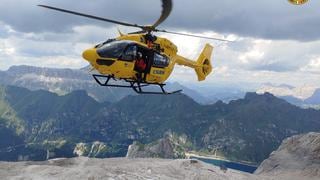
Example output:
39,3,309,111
227,92,287,108
116,93,199,110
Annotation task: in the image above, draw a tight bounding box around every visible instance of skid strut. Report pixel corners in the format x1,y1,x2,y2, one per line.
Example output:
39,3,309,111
92,74,182,95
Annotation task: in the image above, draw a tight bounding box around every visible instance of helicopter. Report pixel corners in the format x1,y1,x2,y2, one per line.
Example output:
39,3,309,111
38,0,230,94
288,0,308,5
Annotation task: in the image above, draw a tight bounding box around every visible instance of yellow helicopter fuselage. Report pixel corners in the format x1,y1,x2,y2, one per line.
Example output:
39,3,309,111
83,33,214,84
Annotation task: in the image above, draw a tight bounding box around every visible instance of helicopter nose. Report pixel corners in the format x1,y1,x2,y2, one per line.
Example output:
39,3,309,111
82,49,96,62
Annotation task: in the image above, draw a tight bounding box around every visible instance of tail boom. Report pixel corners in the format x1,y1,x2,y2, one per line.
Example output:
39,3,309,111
175,44,214,81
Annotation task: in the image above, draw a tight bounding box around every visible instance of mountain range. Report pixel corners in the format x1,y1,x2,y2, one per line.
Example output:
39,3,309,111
3,65,319,107
256,83,316,99
0,65,133,103
0,65,220,104
0,85,319,163
305,89,320,105
280,90,320,108
257,83,320,107
0,65,253,105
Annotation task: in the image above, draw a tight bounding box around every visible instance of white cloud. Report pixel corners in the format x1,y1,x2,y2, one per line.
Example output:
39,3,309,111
238,39,271,64
0,42,15,56
300,56,320,73
214,66,229,75
158,31,320,87
0,24,122,70
239,50,265,64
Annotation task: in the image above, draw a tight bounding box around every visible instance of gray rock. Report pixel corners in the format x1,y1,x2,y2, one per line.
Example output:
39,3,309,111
0,157,260,180
255,132,320,179
126,136,186,159
2,132,320,179
73,141,108,158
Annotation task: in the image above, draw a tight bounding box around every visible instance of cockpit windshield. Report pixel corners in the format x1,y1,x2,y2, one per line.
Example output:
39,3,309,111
96,41,133,58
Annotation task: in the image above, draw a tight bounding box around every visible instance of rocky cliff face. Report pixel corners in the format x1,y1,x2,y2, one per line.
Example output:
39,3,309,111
255,132,320,179
73,141,109,158
126,134,188,159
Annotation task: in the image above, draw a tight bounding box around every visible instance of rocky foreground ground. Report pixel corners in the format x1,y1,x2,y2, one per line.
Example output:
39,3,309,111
0,132,319,180
0,157,260,180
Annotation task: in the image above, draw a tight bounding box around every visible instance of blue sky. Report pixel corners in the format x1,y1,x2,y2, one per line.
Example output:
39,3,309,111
0,0,319,88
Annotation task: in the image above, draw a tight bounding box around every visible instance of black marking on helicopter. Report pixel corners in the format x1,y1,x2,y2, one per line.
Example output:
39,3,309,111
153,70,165,75
96,59,115,66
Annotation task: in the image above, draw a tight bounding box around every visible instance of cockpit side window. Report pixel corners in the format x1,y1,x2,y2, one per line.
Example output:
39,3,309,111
121,45,137,61
96,41,128,58
153,53,169,68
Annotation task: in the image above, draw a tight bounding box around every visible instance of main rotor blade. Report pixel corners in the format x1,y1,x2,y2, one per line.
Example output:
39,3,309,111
128,30,147,35
152,0,172,28
156,29,232,42
38,5,144,29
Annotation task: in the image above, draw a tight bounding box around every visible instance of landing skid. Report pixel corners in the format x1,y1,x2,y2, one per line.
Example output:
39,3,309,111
92,74,182,95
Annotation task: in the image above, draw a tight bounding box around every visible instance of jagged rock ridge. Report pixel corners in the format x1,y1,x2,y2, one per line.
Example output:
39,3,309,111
126,133,188,159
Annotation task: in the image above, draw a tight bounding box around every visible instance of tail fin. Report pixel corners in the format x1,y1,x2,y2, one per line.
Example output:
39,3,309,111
195,44,214,81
